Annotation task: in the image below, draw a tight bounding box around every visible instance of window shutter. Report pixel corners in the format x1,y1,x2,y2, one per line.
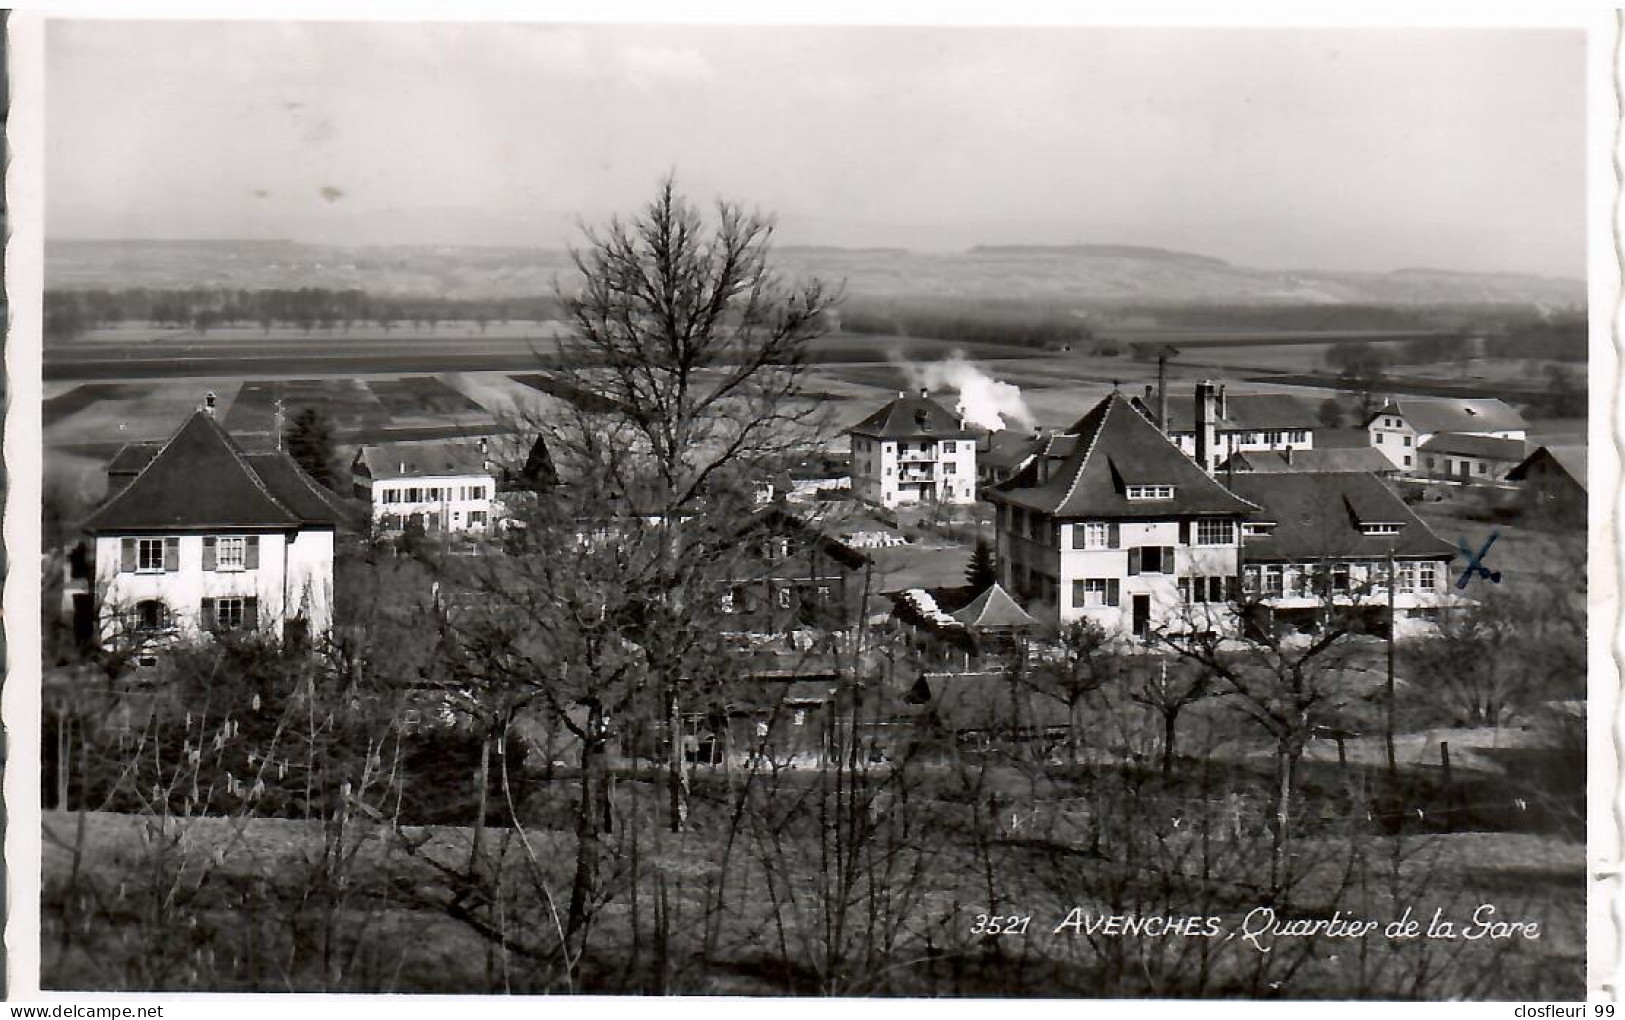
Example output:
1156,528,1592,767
1164,547,1176,574
1179,520,1191,546
1127,547,1141,575
1108,523,1120,549
163,536,180,571
201,598,217,631
245,597,260,631
245,536,260,569
1107,579,1120,607
202,537,217,571
120,538,136,572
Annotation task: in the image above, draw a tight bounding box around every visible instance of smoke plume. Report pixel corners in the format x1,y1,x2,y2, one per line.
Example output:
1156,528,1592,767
891,350,1036,432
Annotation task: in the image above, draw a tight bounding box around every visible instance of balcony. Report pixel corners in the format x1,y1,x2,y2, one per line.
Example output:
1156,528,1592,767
897,448,939,463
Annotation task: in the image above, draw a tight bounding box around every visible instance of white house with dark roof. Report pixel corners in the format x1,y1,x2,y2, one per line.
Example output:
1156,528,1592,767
1366,397,1528,473
1220,446,1399,478
80,404,349,649
1226,472,1460,637
1132,384,1320,473
1416,433,1528,484
985,389,1259,637
352,439,499,534
848,390,978,507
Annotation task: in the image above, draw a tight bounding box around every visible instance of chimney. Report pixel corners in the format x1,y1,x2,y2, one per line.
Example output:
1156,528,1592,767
400,461,407,474
1144,384,1154,405
203,391,217,417
1157,353,1170,434
918,387,929,401
478,437,488,455
1194,379,1219,474
1285,445,1294,466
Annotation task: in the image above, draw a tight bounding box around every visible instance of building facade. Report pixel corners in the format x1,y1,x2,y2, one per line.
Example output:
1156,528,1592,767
1133,384,1319,474
1416,433,1528,484
1366,398,1528,473
848,391,978,507
1226,472,1459,638
986,391,1259,636
80,407,347,649
353,440,499,534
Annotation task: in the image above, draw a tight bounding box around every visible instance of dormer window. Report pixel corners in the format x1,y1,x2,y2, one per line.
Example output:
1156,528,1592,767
1360,523,1403,536
1126,485,1175,500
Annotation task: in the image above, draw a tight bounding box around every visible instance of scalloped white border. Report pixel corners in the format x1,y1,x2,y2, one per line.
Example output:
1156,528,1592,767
3,2,1618,1011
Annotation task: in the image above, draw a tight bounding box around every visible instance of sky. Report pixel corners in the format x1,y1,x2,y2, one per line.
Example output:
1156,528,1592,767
45,20,1587,278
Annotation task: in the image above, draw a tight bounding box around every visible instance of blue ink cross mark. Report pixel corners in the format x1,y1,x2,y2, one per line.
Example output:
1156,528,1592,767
1455,532,1502,590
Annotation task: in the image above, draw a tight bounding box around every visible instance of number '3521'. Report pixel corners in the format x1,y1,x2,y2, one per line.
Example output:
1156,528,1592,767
972,914,1031,935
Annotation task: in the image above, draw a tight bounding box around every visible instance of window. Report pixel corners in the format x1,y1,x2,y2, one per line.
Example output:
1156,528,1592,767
1072,578,1110,608
1403,456,1412,467
719,591,736,614
1426,457,1436,470
1416,561,1438,592
1375,434,1383,444
208,596,256,631
137,538,165,572
216,536,246,570
1196,519,1234,546
1179,577,1226,603
944,462,957,475
135,599,167,631
1263,564,1285,596
1403,436,1413,447
1289,430,1309,445
816,585,831,601
1126,485,1175,500
468,510,488,527
1242,522,1274,537
1132,546,1173,574
1477,462,1487,475
942,442,955,453
1073,522,1111,550
777,588,792,609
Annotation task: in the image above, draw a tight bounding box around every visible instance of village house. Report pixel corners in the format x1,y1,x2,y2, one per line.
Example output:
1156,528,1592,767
1365,397,1528,473
1416,433,1528,484
848,390,978,507
1131,384,1319,473
710,506,871,634
1506,444,1588,523
79,401,348,650
352,439,499,535
984,390,1259,637
1224,472,1460,637
1219,445,1399,479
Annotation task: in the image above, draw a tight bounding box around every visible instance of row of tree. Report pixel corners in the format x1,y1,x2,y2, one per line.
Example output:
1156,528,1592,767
43,286,566,341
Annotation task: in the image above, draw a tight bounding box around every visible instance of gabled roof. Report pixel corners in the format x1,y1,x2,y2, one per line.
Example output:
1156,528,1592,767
357,440,495,481
1151,393,1320,434
1228,472,1456,562
979,430,1048,472
986,391,1259,518
848,392,977,440
1370,398,1528,434
105,441,164,478
1507,444,1588,491
1225,447,1397,474
1417,433,1528,461
950,583,1037,630
83,410,346,533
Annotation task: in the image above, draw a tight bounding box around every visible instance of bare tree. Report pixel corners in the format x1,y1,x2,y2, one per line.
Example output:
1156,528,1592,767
549,177,837,831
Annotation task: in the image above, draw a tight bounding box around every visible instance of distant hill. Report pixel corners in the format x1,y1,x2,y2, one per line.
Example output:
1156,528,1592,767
46,238,1585,309
967,244,1231,268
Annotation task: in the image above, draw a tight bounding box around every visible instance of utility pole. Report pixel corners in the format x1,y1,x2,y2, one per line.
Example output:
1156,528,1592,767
1384,545,1397,777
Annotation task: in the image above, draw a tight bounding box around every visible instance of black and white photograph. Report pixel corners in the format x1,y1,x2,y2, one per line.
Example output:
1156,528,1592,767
5,5,1615,1003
